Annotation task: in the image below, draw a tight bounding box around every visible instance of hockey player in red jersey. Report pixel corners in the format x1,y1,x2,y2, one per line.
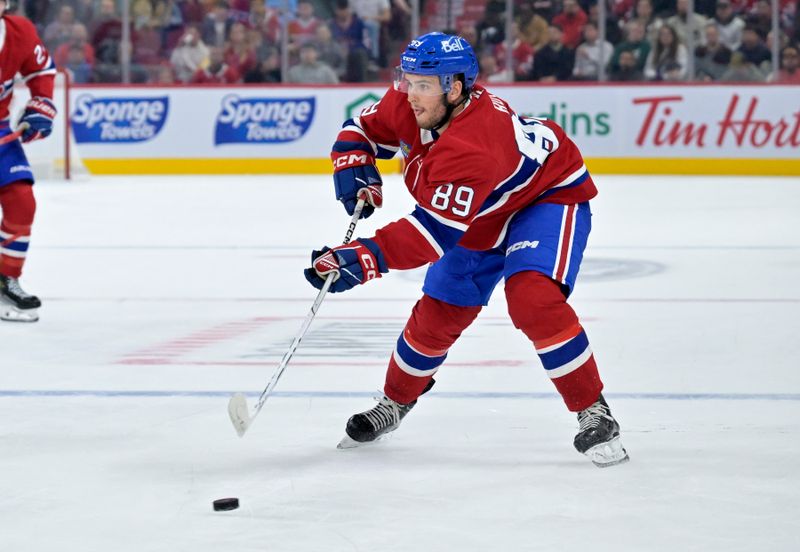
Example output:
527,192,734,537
305,32,629,467
0,0,57,322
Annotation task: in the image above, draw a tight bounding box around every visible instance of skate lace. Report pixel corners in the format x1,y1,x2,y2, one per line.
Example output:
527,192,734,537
363,397,400,431
578,401,610,432
4,277,31,299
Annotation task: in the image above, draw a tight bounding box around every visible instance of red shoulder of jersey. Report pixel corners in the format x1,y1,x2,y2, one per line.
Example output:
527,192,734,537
1,15,56,96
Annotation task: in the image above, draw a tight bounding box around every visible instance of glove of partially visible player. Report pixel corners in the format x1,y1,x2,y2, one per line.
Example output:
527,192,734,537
18,97,57,143
304,238,388,293
331,149,383,219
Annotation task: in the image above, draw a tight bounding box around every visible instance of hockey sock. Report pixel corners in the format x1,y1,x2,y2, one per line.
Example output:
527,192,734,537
0,182,36,279
505,271,603,412
385,294,481,405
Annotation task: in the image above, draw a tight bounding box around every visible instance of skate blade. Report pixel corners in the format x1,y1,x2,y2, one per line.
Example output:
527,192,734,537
584,436,630,468
336,433,392,450
0,302,39,323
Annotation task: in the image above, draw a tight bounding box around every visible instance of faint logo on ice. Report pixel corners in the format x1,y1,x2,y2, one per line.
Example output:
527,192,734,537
72,95,169,143
214,95,315,145
244,321,405,358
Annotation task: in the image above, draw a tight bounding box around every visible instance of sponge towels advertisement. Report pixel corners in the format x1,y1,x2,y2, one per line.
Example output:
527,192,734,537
67,85,800,176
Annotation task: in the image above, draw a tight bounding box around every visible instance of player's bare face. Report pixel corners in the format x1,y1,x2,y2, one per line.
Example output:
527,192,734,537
405,75,448,130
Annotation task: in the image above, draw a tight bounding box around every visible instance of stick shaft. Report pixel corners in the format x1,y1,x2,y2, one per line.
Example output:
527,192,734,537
248,199,366,420
0,123,29,146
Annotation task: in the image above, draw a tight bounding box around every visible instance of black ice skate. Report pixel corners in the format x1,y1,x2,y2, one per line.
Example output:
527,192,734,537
0,275,41,323
573,394,629,468
337,380,434,449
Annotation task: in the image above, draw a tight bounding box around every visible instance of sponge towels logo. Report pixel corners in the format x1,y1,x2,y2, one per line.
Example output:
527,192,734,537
215,95,315,144
71,95,169,143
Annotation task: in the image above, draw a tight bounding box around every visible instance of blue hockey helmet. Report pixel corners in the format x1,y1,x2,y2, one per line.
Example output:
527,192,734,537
395,32,479,95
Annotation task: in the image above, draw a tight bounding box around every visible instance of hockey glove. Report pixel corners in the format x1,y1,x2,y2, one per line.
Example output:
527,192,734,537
304,238,388,293
19,97,57,143
331,150,383,219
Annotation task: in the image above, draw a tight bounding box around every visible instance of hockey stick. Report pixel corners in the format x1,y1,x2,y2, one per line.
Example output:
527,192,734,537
228,197,367,437
0,123,29,145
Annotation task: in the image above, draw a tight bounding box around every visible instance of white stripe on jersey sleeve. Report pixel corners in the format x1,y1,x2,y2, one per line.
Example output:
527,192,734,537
403,215,445,258
418,206,469,231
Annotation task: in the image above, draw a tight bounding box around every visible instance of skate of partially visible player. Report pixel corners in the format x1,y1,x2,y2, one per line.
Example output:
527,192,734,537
305,32,628,467
0,0,57,322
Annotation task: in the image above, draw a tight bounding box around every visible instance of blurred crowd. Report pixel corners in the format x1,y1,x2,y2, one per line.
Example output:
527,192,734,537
19,0,800,84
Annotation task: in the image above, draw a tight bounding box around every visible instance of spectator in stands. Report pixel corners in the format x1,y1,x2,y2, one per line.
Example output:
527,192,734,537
351,0,392,63
530,24,576,81
667,0,709,47
43,5,78,52
201,1,231,48
633,0,665,42
610,20,652,73
516,2,549,51
494,22,535,81
225,22,258,76
330,0,370,82
457,22,481,52
251,2,282,45
478,50,511,83
130,17,164,83
287,42,340,83
644,24,689,80
64,43,93,83
54,24,95,70
587,3,623,45
72,0,96,25
156,0,188,51
745,0,772,38
132,0,154,30
553,0,588,50
153,63,178,84
330,0,368,52
695,22,733,80
737,26,771,73
713,0,746,49
315,23,347,79
476,0,506,49
609,49,646,80
572,22,614,80
531,0,557,21
243,46,283,83
91,0,124,81
170,25,210,82
770,45,800,83
192,45,240,83
288,0,322,52
719,50,765,80
180,0,206,26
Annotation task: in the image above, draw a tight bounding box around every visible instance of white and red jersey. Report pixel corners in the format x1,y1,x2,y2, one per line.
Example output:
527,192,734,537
333,85,597,270
0,14,56,122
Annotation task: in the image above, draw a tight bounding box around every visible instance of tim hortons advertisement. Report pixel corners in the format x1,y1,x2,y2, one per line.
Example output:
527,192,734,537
66,85,800,175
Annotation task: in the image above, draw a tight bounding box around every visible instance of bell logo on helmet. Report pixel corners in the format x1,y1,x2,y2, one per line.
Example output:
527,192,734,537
440,37,465,53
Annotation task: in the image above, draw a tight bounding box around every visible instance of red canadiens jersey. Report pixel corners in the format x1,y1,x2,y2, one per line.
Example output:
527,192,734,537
0,15,56,121
333,85,597,270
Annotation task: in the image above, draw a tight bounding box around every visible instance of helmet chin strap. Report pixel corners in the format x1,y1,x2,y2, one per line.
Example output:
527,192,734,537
431,92,469,132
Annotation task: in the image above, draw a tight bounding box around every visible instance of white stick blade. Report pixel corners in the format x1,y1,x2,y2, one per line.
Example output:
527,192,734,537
227,393,251,437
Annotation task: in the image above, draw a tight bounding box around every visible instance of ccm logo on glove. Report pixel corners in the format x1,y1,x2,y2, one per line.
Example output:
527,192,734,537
333,153,370,169
304,239,388,293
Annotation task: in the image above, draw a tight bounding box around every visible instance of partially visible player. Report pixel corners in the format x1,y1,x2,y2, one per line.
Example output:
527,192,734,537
306,32,629,467
0,0,57,322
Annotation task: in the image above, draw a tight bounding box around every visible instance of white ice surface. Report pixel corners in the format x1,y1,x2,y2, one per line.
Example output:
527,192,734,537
1,174,798,551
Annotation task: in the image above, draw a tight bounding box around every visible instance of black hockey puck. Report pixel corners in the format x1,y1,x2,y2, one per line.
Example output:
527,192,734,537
213,498,239,511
